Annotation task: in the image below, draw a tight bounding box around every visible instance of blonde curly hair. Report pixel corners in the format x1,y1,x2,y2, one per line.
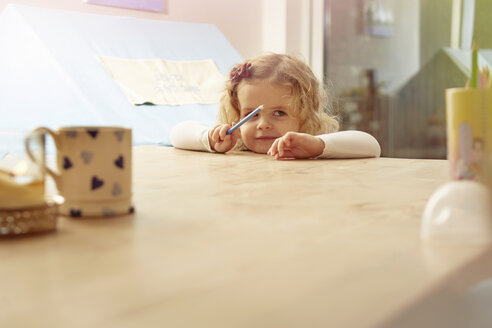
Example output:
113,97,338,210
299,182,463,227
218,53,339,150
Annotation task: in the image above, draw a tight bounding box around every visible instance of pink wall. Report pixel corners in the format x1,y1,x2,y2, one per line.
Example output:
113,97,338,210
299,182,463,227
0,0,263,58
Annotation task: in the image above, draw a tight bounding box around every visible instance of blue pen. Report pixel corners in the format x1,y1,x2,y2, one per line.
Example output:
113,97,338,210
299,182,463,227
226,105,264,135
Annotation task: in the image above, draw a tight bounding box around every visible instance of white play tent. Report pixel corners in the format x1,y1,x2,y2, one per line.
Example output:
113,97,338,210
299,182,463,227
0,4,242,150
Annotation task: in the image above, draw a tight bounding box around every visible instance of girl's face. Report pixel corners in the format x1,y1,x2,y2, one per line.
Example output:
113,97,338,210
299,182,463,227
236,81,300,153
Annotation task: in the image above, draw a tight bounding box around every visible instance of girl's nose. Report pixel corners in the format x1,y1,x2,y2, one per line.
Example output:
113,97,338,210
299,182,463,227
256,115,272,130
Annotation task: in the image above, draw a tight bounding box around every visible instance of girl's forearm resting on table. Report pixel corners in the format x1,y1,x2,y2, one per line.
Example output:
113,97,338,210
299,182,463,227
170,121,213,152
316,130,381,158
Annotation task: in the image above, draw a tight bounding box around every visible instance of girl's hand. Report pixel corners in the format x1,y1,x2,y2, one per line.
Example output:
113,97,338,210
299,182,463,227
208,123,239,153
267,132,325,159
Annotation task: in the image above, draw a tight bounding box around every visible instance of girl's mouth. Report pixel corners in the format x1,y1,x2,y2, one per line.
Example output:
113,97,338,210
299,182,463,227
256,136,277,141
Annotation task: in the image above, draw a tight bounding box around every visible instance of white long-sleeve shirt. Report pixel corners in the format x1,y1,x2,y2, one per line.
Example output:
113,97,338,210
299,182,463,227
170,121,381,159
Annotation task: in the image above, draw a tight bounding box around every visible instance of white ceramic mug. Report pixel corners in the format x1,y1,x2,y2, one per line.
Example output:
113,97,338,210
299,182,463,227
25,126,133,217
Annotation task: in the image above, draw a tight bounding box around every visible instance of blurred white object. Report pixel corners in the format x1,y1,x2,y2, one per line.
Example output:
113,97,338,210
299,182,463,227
421,181,492,244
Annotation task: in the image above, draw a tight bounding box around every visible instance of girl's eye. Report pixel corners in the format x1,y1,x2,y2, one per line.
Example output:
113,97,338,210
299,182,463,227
242,112,259,119
273,110,286,117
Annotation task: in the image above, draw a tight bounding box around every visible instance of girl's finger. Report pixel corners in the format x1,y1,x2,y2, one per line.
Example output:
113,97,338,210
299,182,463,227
212,128,222,143
267,141,273,156
219,125,230,139
230,130,239,146
278,138,287,157
268,139,279,156
284,133,293,147
279,150,294,159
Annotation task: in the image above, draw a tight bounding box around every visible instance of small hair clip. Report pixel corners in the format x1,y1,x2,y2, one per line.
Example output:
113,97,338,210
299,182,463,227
230,62,252,89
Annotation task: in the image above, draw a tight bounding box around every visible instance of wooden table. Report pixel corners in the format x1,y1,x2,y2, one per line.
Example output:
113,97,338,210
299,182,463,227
1,146,491,328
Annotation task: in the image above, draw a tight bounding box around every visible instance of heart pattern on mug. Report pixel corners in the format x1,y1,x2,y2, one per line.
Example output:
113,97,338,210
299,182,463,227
81,151,93,164
114,130,124,142
87,129,99,139
70,209,82,217
91,175,104,190
63,156,73,169
114,155,124,169
111,182,122,196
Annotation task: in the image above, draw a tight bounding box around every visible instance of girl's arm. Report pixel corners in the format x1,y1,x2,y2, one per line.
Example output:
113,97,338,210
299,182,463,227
316,130,381,158
268,131,380,159
170,121,213,152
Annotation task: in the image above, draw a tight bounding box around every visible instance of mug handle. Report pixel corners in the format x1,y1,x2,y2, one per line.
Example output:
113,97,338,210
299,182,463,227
25,127,61,189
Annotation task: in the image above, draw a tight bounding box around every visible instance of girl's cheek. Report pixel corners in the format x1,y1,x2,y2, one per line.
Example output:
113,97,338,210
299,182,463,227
243,120,255,128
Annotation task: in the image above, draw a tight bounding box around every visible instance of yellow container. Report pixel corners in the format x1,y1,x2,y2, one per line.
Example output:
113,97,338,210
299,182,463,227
485,90,492,198
445,88,486,181
484,89,492,158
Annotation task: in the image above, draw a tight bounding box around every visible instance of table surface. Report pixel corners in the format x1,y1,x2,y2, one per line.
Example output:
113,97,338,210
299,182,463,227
1,146,490,328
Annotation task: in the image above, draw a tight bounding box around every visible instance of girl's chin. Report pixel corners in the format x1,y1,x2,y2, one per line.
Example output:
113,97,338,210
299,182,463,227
243,137,277,154
247,143,273,154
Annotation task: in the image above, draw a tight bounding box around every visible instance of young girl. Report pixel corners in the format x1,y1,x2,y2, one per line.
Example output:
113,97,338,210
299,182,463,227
170,53,381,159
